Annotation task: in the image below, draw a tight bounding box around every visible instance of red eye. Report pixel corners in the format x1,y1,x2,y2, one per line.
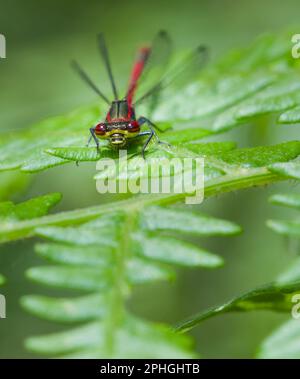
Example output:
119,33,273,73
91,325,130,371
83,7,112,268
127,120,139,133
95,123,106,136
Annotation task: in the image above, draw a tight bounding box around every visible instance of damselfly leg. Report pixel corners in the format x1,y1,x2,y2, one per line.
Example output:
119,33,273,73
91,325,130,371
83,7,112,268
88,127,100,153
137,116,170,159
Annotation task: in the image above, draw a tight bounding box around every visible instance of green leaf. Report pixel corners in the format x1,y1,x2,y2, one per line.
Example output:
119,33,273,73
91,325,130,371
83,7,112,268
126,257,175,283
21,293,108,323
46,147,102,162
216,142,300,168
25,315,195,358
154,71,276,124
35,225,118,247
35,243,114,266
0,193,61,221
160,128,212,144
269,160,300,179
140,206,241,236
0,193,62,242
26,266,114,291
26,260,173,290
279,105,300,124
210,35,300,130
135,234,223,268
267,219,300,237
257,319,300,358
175,281,300,333
0,105,101,173
267,192,300,238
230,78,300,120
269,193,300,209
210,74,276,132
183,141,236,155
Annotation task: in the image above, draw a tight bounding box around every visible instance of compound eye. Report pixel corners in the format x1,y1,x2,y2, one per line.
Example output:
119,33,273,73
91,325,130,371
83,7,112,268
127,120,139,133
95,123,106,136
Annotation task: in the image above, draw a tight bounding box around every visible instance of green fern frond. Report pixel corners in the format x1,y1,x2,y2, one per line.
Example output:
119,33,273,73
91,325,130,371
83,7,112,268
256,258,300,358
1,141,300,244
254,191,300,358
267,192,300,239
20,203,240,357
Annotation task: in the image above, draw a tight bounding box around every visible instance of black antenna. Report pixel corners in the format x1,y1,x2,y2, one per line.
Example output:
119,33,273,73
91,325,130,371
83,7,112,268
71,60,110,105
98,33,119,100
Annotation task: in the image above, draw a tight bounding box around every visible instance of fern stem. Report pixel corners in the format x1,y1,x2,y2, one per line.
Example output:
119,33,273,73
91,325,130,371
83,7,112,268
104,211,137,355
0,168,287,243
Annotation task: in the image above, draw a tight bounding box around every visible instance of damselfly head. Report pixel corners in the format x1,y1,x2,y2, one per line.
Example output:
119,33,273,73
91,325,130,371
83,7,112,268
109,133,127,148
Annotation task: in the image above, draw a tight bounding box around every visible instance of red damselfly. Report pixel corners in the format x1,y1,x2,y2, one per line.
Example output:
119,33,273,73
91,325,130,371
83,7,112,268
72,31,208,158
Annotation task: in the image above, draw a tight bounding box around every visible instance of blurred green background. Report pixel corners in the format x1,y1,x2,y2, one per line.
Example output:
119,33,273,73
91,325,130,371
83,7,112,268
0,0,300,358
